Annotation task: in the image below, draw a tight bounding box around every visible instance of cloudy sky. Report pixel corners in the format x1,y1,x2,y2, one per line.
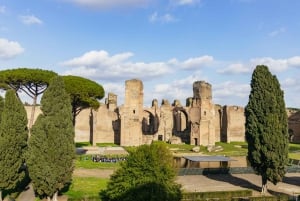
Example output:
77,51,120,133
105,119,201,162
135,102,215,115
1,0,300,108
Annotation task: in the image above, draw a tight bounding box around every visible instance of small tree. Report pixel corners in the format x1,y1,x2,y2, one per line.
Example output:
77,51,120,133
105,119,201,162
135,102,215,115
63,75,105,126
0,68,57,130
27,76,75,201
101,142,182,201
0,90,28,201
245,65,289,194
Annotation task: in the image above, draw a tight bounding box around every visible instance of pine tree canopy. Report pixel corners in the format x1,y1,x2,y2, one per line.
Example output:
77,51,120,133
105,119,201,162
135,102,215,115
63,75,105,126
27,76,75,199
0,90,28,192
245,65,289,188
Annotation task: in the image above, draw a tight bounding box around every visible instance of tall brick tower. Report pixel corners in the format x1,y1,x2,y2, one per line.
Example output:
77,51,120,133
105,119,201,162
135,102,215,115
120,79,144,146
189,81,215,146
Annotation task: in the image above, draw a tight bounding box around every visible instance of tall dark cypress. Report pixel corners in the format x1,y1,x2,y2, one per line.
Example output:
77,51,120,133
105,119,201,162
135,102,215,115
0,96,4,123
0,91,28,201
27,76,75,201
245,65,289,194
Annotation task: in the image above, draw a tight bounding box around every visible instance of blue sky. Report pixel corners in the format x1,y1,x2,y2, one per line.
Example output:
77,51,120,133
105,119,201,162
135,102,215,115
1,0,300,108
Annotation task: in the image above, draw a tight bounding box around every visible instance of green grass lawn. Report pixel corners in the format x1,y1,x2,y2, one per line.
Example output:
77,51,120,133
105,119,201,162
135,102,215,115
76,155,122,169
289,143,300,160
163,141,248,156
63,177,108,200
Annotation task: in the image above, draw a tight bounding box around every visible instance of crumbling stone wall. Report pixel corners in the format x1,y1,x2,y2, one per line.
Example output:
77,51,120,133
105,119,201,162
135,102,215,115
287,109,300,143
119,79,144,146
222,106,245,142
24,79,300,146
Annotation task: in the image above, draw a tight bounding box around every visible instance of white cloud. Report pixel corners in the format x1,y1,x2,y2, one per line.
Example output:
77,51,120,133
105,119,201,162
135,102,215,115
149,12,177,23
213,81,250,106
61,50,173,80
61,50,213,81
250,57,288,72
149,73,204,105
282,78,298,87
170,0,200,6
269,27,286,37
20,15,43,25
287,56,300,67
181,55,214,70
0,38,24,59
0,6,6,14
66,0,149,9
216,56,300,75
218,63,251,74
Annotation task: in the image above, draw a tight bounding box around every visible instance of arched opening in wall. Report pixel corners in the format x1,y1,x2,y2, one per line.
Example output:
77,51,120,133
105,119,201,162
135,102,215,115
288,128,294,142
173,108,190,144
142,110,159,135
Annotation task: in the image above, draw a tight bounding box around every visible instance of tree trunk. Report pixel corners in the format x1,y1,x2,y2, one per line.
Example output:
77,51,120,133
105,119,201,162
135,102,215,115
52,192,58,201
0,190,2,201
28,95,37,136
47,196,51,201
261,175,268,194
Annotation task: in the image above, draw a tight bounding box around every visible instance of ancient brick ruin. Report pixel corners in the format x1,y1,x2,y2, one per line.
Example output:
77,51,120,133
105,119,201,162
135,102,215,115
74,79,248,146
25,79,300,146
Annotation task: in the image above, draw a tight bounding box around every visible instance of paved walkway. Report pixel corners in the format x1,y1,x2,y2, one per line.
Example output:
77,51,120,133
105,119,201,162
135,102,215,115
16,184,35,201
74,169,300,196
176,173,300,196
17,169,300,200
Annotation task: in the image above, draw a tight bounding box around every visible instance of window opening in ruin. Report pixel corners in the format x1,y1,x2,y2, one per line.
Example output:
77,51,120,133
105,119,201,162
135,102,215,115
204,111,206,116
133,110,135,114
158,135,163,141
142,110,159,135
194,138,198,145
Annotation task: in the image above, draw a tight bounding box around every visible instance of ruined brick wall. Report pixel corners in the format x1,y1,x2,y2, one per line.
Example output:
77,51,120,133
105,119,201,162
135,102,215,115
24,80,300,146
191,81,215,146
214,105,222,142
287,110,300,143
120,79,144,146
222,105,245,142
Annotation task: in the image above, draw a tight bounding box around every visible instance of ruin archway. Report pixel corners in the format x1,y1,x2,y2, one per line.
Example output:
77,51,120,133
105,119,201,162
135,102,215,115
172,107,190,143
142,110,159,135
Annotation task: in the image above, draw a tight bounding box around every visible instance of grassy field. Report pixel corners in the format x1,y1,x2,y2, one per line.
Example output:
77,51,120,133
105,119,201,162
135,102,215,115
63,177,108,200
76,155,122,169
65,141,299,200
289,143,300,160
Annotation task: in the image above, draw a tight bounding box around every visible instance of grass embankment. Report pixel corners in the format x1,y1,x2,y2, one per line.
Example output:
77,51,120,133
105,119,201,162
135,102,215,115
155,141,248,156
76,155,121,169
64,141,300,200
289,143,300,160
63,177,108,200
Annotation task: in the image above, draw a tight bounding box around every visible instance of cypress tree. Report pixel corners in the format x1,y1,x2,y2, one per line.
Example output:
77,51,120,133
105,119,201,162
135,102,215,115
27,76,75,201
0,90,28,201
245,65,289,194
0,96,4,123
